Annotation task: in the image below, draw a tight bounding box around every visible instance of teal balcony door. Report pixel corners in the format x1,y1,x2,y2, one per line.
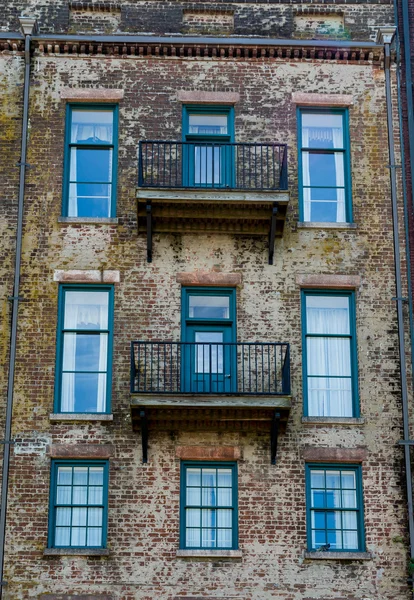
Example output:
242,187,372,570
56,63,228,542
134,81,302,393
182,288,236,394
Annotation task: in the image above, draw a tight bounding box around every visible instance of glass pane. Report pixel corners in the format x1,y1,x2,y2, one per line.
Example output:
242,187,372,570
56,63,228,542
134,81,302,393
306,296,350,335
68,183,112,218
326,511,341,529
73,467,88,485
307,339,351,377
217,488,232,507
202,487,216,507
70,148,112,184
311,490,325,509
56,486,72,505
202,469,216,487
342,511,357,530
217,509,232,528
55,527,71,546
187,468,201,487
312,530,326,548
64,291,109,330
89,467,104,486
311,512,325,529
189,295,230,319
308,197,343,223
56,508,71,527
57,467,72,485
327,530,342,549
326,471,341,489
326,490,341,509
71,527,86,546
187,509,200,527
186,487,201,506
72,486,87,505
88,508,103,527
343,530,358,549
202,509,216,528
89,486,103,505
72,507,87,526
302,113,343,148
305,152,344,188
201,528,216,547
217,469,232,487
61,373,107,414
71,109,113,143
189,114,228,135
63,333,108,372
195,333,223,374
307,377,353,418
193,145,223,186
341,472,356,490
87,527,102,546
218,529,232,547
186,528,200,547
310,470,325,489
342,490,357,508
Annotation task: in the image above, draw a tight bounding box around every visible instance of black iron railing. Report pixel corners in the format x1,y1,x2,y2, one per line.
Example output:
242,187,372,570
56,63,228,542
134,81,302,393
130,342,290,395
138,141,288,191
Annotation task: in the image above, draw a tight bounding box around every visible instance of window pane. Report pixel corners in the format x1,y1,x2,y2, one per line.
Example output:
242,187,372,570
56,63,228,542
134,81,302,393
302,113,343,148
326,471,341,489
218,529,232,547
186,487,201,506
187,509,200,527
56,486,72,505
326,490,341,509
61,373,107,414
55,527,71,546
326,511,341,529
189,296,230,319
73,467,88,485
186,528,200,547
73,486,87,505
217,488,232,507
68,183,112,218
202,469,216,487
187,468,201,487
310,470,325,489
71,527,86,546
217,469,232,487
311,511,325,529
306,296,350,334
88,508,103,527
57,467,72,486
217,509,232,528
195,333,223,373
307,338,351,377
342,511,357,530
87,527,103,546
202,487,216,507
341,472,356,490
343,530,358,549
308,198,343,223
63,333,108,372
305,152,344,188
56,508,71,527
71,110,113,144
202,509,216,528
307,377,353,417
202,528,216,547
89,486,103,505
64,292,109,330
311,490,325,509
342,489,357,508
72,507,87,526
70,148,112,184
189,114,228,135
312,529,326,548
327,530,342,549
89,467,104,486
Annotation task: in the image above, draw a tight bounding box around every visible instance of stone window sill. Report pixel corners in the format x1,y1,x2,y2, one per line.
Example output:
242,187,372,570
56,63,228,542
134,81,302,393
49,413,113,422
58,217,118,225
301,417,365,426
297,222,357,230
304,551,372,561
44,548,111,557
176,549,242,559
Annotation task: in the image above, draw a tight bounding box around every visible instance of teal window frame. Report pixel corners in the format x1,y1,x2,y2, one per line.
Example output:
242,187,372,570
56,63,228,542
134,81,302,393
48,460,109,549
54,284,114,414
181,287,237,393
305,463,365,552
62,103,119,217
297,107,352,223
182,105,235,188
301,289,359,418
179,461,238,550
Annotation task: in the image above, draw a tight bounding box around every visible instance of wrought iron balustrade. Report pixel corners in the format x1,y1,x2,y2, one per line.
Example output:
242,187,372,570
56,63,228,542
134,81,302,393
138,141,288,191
130,341,290,395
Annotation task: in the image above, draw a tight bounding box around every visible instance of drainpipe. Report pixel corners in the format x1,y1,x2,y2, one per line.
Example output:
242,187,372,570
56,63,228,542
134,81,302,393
0,15,36,598
377,26,414,595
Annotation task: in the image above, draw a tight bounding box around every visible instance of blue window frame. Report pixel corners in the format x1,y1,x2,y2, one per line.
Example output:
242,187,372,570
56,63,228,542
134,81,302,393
54,285,114,414
182,105,235,188
181,287,237,393
301,290,359,417
48,460,109,548
298,108,352,223
306,464,365,552
180,462,238,549
63,104,118,217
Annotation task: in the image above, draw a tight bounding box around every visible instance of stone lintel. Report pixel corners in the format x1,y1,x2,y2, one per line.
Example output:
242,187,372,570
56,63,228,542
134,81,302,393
43,548,111,557
291,92,354,106
53,269,120,284
177,91,240,104
49,413,114,422
301,417,365,426
296,274,361,289
41,595,112,600
60,88,124,102
176,272,242,287
304,551,372,560
48,444,114,459
302,446,367,463
176,446,242,461
176,549,243,558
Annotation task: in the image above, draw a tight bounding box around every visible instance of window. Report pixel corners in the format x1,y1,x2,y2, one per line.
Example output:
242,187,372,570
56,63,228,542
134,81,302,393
63,105,118,217
181,288,236,393
302,290,358,417
306,464,364,552
55,285,114,414
48,461,109,548
180,462,238,549
298,108,351,222
183,105,234,188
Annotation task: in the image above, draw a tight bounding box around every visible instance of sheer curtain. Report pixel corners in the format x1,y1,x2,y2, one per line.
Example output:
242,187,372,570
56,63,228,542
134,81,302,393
307,301,352,417
302,128,311,221
333,127,345,222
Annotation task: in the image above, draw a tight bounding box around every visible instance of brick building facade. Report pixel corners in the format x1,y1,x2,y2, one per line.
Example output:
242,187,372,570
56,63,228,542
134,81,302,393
0,1,413,599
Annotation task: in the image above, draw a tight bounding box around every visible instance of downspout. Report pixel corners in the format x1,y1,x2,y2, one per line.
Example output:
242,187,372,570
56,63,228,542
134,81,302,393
0,16,36,598
378,27,414,595
401,0,414,222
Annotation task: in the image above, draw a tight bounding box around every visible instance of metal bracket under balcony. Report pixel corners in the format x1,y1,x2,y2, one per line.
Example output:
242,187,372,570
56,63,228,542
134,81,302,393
130,341,291,464
136,141,289,264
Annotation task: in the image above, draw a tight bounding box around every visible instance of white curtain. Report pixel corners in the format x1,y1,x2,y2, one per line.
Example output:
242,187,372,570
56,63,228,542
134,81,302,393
302,128,311,221
307,304,352,417
69,120,113,217
333,127,346,222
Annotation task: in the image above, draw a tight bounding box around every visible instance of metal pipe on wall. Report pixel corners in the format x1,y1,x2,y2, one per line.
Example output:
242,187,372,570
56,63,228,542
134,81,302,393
0,16,36,598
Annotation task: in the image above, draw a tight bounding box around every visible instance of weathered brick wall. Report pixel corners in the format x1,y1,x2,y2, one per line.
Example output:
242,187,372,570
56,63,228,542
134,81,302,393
0,44,409,598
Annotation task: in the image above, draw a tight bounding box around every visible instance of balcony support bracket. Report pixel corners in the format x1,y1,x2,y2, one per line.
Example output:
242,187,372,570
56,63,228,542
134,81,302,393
140,409,148,463
268,202,278,265
270,411,281,465
146,201,152,263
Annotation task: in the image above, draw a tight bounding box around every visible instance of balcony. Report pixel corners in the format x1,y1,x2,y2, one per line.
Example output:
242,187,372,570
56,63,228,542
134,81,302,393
136,141,289,263
130,341,291,464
